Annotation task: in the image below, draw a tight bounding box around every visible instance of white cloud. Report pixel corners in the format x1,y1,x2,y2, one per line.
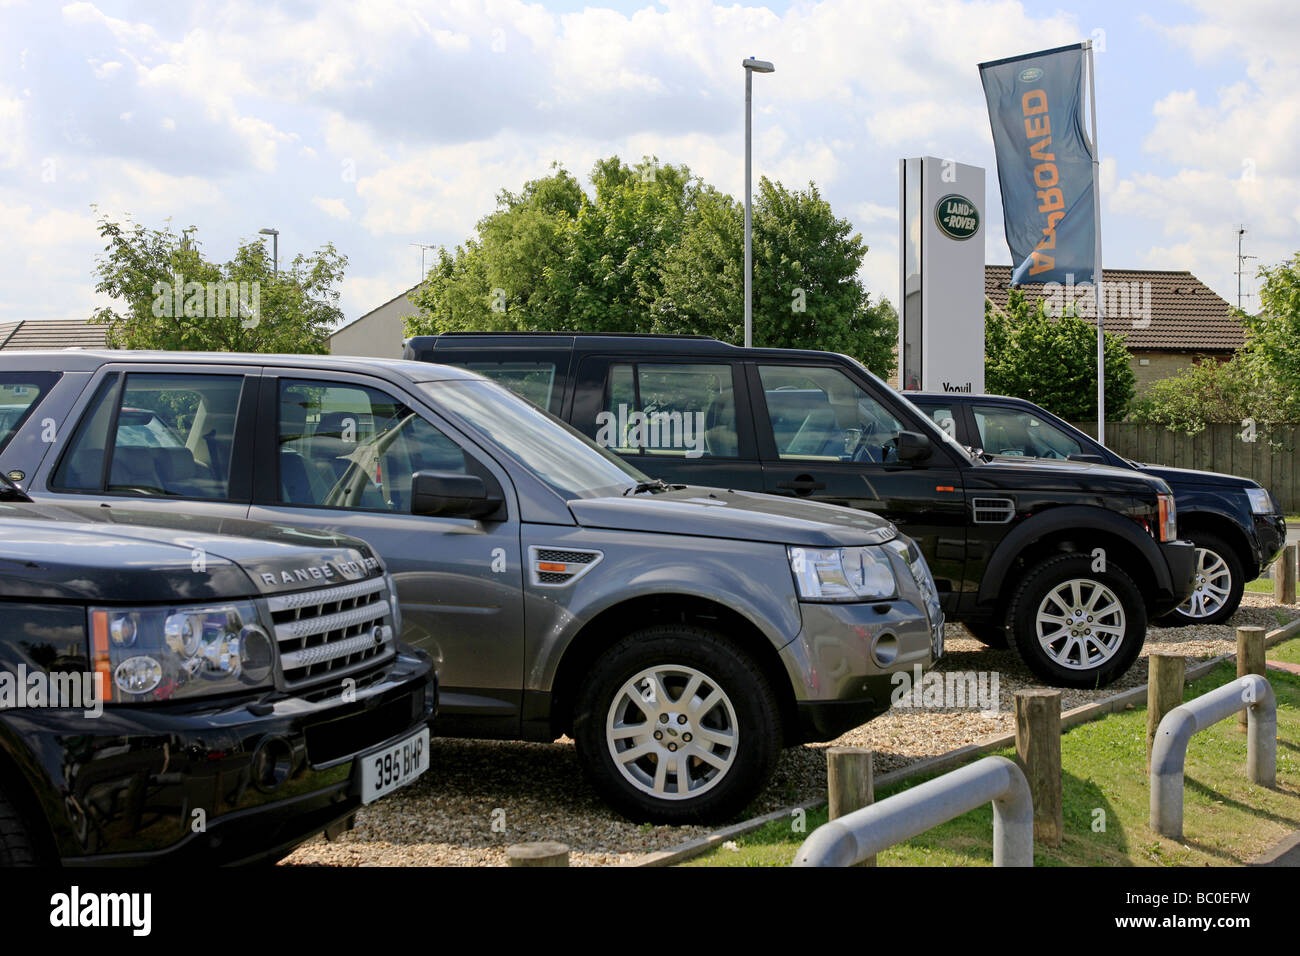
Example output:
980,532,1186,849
312,196,352,221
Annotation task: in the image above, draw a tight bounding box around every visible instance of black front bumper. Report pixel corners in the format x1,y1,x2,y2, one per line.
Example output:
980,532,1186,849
3,650,435,865
794,674,896,742
1150,539,1198,616
1252,514,1288,575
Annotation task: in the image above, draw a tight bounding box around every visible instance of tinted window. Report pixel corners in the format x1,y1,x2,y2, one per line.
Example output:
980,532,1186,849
0,372,60,453
973,404,1082,459
54,373,244,498
598,362,739,459
921,404,959,440
758,365,903,463
279,379,467,512
460,361,558,411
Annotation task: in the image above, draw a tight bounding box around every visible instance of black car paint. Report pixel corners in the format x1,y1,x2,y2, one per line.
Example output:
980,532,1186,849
405,333,1197,627
0,500,435,865
907,392,1288,581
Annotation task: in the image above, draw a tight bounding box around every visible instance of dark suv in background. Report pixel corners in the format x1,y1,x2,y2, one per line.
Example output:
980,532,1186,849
405,332,1197,688
905,391,1287,626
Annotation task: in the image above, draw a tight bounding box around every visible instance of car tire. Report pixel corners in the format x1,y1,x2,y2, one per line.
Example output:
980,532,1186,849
572,625,781,824
0,786,39,866
1156,532,1244,627
964,620,1010,648
1009,552,1147,689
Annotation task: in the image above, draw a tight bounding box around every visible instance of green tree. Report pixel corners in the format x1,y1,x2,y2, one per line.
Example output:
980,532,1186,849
91,213,345,353
1242,251,1300,395
406,157,897,377
985,288,1136,421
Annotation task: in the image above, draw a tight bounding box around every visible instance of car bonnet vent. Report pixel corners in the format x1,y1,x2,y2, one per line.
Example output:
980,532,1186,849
529,547,603,586
971,497,1015,524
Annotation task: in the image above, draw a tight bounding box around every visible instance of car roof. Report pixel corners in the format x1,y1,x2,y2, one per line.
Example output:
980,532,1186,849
407,332,866,364
908,392,1037,404
0,349,481,383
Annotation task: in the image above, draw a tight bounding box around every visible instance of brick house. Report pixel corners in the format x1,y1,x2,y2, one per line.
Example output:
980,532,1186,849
983,265,1244,393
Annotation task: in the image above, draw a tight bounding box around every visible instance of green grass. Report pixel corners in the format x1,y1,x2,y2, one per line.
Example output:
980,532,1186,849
1246,578,1275,594
685,641,1300,867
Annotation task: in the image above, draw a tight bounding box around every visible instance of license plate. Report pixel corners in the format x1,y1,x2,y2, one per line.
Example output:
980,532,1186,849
360,727,430,804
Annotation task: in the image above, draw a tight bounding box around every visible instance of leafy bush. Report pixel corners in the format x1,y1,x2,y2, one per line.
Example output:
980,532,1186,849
985,289,1136,421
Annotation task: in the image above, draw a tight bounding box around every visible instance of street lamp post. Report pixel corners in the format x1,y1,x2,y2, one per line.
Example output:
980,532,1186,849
259,228,280,275
743,56,774,349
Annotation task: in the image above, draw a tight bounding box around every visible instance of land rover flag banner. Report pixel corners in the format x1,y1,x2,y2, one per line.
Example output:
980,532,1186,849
979,44,1095,285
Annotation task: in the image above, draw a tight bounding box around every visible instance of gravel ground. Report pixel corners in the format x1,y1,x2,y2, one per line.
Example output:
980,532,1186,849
284,593,1299,867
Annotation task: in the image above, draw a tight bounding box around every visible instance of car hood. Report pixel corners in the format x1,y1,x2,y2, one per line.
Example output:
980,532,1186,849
567,486,897,547
0,502,382,603
978,455,1171,494
1134,464,1260,492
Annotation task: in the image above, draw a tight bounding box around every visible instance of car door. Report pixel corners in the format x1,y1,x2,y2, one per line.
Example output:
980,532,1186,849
568,355,763,489
247,368,526,738
32,362,258,524
748,361,970,608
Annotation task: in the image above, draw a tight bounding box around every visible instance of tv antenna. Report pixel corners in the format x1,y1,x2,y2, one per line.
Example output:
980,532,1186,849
411,243,437,284
1236,225,1257,311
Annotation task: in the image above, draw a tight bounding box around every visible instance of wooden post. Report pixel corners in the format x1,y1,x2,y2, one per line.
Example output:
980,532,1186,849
1237,625,1267,732
1275,544,1296,606
506,841,569,867
1147,654,1185,771
827,747,875,867
1013,689,1062,847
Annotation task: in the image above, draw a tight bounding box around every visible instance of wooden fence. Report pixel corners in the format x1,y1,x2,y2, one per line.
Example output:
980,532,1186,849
1068,421,1300,513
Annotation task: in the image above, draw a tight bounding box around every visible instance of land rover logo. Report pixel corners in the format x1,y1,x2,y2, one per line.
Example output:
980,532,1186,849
1019,67,1043,82
934,194,979,241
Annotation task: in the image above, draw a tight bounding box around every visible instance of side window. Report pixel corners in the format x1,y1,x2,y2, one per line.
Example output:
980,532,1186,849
461,361,558,412
0,372,60,453
597,362,739,459
53,373,244,498
758,365,903,463
922,404,959,440
278,379,467,512
973,405,1081,459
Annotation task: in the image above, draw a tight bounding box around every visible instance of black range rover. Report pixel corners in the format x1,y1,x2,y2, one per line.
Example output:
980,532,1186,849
405,332,1197,688
0,485,434,866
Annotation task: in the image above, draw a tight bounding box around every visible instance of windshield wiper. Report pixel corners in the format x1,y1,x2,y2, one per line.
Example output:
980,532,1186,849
623,479,670,496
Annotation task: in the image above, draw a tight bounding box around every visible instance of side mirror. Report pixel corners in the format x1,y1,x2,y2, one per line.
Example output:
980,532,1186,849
1066,454,1107,465
410,470,502,519
894,430,933,464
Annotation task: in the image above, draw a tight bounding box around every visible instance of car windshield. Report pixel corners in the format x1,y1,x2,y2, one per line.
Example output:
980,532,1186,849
419,378,649,499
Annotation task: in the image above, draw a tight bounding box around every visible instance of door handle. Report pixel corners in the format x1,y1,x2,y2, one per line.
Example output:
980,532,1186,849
776,476,826,494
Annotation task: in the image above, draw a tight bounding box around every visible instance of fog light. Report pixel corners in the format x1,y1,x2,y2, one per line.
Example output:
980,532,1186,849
872,631,899,666
114,655,162,695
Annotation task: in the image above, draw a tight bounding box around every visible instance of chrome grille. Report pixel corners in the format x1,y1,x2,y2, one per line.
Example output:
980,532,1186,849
268,576,396,691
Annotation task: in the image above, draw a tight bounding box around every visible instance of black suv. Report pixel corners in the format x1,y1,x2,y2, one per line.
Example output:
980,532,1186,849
905,391,1287,626
405,333,1197,688
0,482,435,865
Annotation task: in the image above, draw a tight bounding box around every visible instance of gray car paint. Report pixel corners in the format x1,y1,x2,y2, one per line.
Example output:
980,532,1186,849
0,349,940,741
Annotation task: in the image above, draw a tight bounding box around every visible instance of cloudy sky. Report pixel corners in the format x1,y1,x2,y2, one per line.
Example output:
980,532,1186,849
0,0,1294,328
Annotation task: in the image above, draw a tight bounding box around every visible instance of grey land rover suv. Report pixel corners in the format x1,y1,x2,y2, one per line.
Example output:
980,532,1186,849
0,351,942,822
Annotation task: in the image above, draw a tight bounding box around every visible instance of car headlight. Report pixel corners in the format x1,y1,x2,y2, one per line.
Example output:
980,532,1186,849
788,546,898,602
89,601,275,703
1246,487,1276,515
